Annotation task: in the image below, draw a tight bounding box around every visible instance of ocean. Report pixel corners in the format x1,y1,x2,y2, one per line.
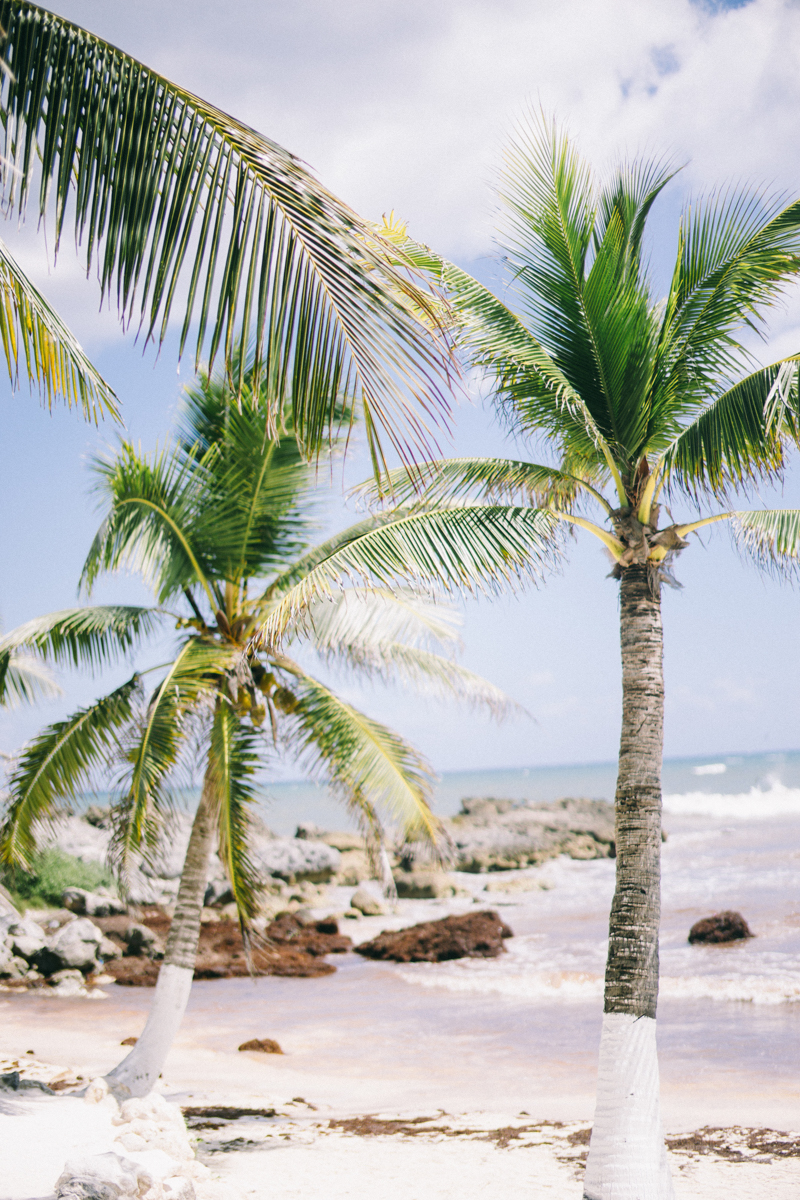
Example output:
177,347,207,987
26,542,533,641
10,750,799,1122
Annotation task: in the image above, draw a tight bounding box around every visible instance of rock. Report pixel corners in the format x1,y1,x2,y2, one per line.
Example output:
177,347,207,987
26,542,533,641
99,936,122,960
124,923,164,959
252,838,340,882
688,911,754,944
48,969,88,997
484,875,550,893
3,916,46,961
445,796,615,872
120,1036,138,1046
44,918,103,974
350,887,385,916
62,887,126,917
393,870,457,899
319,830,367,852
105,912,349,986
203,879,234,907
333,848,373,885
55,1151,152,1198
238,1037,283,1054
0,955,30,980
356,910,513,963
83,805,112,828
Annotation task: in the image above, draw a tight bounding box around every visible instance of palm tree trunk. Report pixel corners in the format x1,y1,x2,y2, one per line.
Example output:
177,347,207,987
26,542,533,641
584,563,674,1200
105,771,216,1098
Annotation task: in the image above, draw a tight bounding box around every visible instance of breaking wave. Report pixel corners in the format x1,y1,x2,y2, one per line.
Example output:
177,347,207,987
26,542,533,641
662,779,800,820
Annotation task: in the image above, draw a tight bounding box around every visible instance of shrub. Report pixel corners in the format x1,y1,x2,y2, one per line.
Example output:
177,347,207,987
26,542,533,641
1,849,113,908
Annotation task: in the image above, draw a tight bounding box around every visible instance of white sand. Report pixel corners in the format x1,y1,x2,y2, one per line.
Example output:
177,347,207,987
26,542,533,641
1,1021,798,1200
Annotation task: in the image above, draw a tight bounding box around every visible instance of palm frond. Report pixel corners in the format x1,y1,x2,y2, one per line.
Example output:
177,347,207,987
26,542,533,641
0,675,139,869
117,639,235,866
0,650,60,708
260,504,562,647
353,456,589,511
0,237,118,420
0,605,161,672
0,1,453,469
82,443,218,608
292,588,464,658
208,702,263,924
660,187,800,397
660,359,800,501
729,508,800,576
280,665,439,845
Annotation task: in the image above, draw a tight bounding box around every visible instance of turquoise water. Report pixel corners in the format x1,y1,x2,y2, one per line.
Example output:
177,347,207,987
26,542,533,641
255,749,800,834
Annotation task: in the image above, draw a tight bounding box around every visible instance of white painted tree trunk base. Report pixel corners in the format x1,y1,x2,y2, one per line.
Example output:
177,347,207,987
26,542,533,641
104,963,194,1099
583,1013,674,1200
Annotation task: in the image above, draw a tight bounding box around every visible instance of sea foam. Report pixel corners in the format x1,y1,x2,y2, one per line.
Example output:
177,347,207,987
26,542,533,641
662,778,800,820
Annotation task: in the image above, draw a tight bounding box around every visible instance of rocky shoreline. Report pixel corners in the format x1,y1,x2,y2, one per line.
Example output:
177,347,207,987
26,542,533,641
0,794,612,990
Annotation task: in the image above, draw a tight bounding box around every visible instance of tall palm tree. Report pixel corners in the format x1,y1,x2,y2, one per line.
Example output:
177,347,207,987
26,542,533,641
343,119,800,1198
0,2,452,468
0,364,513,1098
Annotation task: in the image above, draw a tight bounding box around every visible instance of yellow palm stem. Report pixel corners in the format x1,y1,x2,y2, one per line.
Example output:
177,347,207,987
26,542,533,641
550,511,625,560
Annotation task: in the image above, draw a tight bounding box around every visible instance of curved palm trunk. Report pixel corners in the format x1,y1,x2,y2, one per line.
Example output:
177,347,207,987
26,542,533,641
105,774,216,1099
584,564,674,1200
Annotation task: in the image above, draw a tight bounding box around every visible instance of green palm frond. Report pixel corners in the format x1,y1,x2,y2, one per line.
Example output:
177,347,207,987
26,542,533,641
208,702,263,924
261,504,562,647
281,665,439,845
117,640,236,866
0,1,452,469
354,456,591,511
729,508,800,575
660,360,800,501
0,238,119,420
0,650,60,708
82,444,218,608
0,675,139,869
0,605,161,672
663,189,800,385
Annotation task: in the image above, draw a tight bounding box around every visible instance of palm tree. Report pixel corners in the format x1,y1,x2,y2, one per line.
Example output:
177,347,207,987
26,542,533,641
0,2,452,467
0,363,514,1098
345,119,800,1198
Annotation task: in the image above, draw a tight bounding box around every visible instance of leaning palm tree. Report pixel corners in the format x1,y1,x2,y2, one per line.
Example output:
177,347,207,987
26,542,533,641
0,363,514,1098
0,2,452,469
339,119,800,1198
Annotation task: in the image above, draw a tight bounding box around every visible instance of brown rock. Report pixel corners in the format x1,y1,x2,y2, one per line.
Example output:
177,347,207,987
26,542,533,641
120,1036,138,1046
238,1038,283,1054
355,910,513,963
688,911,754,944
103,912,349,986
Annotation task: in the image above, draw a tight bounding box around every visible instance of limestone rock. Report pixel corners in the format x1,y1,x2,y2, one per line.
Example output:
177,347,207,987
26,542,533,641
203,879,234,907
484,874,551,893
445,796,615,872
688,910,754,944
45,918,103,974
349,887,385,916
333,848,372,885
2,916,46,961
55,1151,152,1199
393,870,457,899
251,838,340,882
356,909,513,963
62,887,126,917
124,923,164,959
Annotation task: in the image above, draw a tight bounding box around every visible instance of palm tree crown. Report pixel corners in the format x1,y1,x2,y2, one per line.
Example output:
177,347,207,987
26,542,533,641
0,364,510,916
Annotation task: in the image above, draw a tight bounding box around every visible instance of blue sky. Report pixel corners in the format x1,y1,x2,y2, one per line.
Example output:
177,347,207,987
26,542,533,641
3,0,800,777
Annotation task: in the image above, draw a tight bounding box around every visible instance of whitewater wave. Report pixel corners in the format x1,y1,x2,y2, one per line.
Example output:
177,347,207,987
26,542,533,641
396,963,800,1005
663,779,800,819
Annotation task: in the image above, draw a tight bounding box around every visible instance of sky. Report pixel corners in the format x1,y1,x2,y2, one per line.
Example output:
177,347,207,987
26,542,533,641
4,0,800,780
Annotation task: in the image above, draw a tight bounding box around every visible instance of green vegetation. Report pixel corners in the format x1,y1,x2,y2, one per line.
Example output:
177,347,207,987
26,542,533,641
1,848,112,909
